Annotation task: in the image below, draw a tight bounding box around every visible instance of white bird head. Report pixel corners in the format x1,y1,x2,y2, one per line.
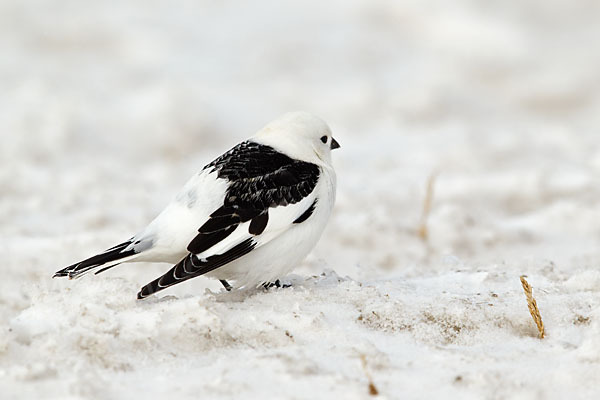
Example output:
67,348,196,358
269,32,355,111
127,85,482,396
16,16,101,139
253,111,340,166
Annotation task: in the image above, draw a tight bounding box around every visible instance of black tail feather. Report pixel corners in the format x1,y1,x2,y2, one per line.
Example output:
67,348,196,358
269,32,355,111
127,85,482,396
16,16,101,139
54,240,136,279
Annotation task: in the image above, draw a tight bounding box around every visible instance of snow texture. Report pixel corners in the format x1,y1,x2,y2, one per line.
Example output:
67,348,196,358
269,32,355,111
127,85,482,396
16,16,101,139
2,1,600,399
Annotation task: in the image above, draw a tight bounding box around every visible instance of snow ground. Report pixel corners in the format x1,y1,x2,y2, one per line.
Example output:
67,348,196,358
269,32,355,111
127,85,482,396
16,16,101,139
2,1,600,399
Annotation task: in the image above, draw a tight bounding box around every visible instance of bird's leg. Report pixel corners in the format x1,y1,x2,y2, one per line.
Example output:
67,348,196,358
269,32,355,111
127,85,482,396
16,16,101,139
263,279,291,289
219,280,233,291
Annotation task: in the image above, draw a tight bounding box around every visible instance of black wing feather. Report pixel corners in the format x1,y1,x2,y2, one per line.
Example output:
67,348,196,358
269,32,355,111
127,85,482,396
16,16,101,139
187,225,237,254
293,199,317,224
249,211,269,235
198,214,241,234
137,239,256,299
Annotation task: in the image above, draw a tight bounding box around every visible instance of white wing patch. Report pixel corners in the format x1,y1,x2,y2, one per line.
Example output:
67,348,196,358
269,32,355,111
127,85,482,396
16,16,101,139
130,169,229,263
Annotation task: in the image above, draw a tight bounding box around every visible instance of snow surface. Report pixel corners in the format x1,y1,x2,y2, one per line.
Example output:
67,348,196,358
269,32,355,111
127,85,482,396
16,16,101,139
2,1,600,399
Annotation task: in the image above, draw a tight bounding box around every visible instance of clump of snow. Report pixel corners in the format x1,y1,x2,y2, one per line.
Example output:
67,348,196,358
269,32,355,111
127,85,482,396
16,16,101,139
2,0,600,399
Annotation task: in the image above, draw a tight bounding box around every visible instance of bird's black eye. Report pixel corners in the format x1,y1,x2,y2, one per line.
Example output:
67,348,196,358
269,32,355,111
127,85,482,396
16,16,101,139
320,136,328,144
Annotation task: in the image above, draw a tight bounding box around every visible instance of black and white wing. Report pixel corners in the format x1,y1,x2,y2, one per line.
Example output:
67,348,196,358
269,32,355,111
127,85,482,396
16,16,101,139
137,141,321,298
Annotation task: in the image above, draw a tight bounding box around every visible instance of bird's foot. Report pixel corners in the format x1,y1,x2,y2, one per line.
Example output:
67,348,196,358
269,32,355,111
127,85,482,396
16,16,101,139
219,280,233,291
262,279,291,290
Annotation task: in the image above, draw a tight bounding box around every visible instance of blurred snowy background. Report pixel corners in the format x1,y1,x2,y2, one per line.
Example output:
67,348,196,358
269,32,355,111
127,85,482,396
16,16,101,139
2,1,600,399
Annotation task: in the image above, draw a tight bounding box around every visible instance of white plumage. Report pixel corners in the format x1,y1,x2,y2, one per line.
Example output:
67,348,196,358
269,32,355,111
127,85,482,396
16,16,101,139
54,112,339,298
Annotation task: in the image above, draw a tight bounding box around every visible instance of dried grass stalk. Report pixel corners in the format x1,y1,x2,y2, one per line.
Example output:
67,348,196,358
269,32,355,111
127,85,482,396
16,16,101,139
359,354,379,396
417,172,438,241
520,276,545,339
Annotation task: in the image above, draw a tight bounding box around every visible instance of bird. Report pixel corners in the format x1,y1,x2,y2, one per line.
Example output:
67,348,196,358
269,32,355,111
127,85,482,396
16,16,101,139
53,111,340,299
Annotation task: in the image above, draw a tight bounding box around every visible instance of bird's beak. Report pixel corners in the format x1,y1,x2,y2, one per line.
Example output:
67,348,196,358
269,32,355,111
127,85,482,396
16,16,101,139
330,137,340,150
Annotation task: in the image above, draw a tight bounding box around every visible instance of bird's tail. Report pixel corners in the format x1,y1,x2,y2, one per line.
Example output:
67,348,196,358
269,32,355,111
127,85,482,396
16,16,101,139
53,239,140,279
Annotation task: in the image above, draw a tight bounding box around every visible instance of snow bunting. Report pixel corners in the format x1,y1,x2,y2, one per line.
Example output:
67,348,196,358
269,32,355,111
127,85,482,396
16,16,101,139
54,112,339,299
